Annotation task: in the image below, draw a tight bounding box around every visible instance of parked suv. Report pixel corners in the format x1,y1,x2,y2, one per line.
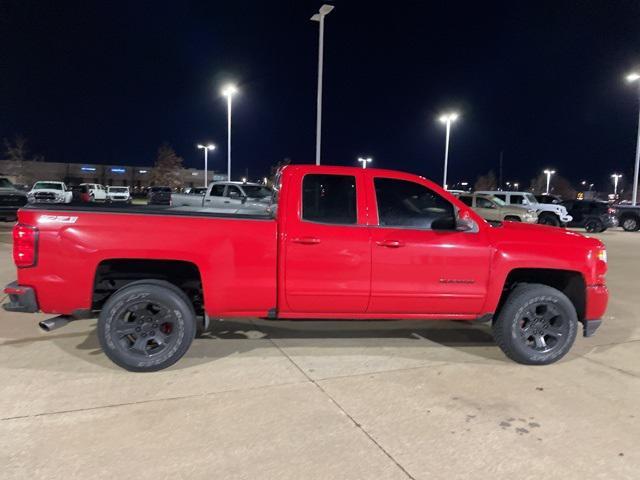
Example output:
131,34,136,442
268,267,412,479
106,186,131,203
561,200,618,233
147,186,172,205
80,183,107,202
0,178,28,221
476,191,572,227
458,194,538,223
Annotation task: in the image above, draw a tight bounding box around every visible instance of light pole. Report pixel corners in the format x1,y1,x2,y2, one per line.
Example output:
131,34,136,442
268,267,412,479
611,173,623,197
197,144,216,188
221,84,238,181
311,4,334,166
626,72,640,205
357,157,372,169
543,169,556,195
438,112,459,189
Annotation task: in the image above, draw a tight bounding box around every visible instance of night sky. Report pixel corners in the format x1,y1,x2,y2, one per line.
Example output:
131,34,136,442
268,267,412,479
1,1,640,190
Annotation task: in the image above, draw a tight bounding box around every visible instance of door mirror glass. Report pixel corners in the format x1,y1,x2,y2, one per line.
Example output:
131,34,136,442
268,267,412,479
456,210,479,232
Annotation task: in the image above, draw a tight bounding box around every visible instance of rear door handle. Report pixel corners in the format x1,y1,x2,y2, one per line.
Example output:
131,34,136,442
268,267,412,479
376,240,404,248
292,237,321,245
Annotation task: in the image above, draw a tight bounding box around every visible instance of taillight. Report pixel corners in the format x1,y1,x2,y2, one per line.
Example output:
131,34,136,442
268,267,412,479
13,224,38,268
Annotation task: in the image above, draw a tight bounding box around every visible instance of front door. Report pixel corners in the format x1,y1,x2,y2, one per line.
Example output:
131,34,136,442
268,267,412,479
368,176,491,315
283,172,371,313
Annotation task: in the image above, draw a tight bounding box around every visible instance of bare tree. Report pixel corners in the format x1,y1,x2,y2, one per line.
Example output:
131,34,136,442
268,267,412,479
150,143,184,188
529,172,576,200
1,135,44,184
474,170,498,191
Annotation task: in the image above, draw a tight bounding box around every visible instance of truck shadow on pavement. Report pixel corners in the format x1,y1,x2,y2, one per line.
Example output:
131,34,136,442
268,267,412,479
67,318,510,370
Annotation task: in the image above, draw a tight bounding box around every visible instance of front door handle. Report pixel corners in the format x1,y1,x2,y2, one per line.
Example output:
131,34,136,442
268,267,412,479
292,237,321,245
376,240,404,248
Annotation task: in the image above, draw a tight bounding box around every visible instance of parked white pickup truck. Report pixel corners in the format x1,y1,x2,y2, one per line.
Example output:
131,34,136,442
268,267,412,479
27,181,73,204
475,191,572,227
171,181,272,213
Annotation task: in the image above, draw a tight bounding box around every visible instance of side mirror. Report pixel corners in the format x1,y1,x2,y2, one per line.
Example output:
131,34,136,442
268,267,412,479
241,196,247,204
456,210,479,232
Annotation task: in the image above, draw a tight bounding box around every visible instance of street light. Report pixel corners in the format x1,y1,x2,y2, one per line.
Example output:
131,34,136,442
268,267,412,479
543,169,556,195
197,144,216,188
221,83,238,181
438,112,459,189
611,173,623,197
311,4,334,166
514,182,519,190
626,71,640,205
357,157,372,169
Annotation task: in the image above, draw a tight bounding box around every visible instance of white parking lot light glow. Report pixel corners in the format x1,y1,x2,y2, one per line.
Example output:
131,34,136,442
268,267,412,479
221,84,238,181
438,112,459,188
197,144,216,188
626,71,640,205
611,173,622,196
357,157,372,169
543,169,556,194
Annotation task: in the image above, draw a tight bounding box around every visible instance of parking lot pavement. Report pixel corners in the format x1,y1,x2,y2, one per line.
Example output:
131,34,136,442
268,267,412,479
0,224,638,479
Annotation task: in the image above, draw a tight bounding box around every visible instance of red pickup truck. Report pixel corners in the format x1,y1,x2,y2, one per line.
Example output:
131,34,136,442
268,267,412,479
4,165,608,371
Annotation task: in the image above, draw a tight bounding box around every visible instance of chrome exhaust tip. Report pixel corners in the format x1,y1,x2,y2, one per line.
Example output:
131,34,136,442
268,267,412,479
39,315,71,332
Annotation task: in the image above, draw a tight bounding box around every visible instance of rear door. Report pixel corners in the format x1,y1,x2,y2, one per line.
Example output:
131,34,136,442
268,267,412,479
203,184,227,209
283,171,371,313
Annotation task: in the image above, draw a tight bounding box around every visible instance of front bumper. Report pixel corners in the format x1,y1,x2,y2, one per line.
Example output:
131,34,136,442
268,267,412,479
559,214,573,223
2,281,38,313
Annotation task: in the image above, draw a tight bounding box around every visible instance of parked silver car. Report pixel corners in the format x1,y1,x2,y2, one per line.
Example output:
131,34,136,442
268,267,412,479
171,181,272,213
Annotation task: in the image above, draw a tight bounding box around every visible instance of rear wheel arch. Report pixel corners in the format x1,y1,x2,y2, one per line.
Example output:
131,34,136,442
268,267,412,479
92,259,204,314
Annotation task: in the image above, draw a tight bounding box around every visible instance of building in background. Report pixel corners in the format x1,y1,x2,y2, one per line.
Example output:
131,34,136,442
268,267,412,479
0,160,224,190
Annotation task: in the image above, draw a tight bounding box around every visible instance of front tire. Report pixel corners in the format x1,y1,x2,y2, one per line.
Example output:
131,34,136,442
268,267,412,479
97,282,196,372
538,213,560,227
492,284,578,365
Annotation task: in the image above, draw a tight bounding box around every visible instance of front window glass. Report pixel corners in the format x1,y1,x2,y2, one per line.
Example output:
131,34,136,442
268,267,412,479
374,178,454,229
242,185,271,198
0,178,15,188
302,174,357,224
476,197,496,208
226,185,243,198
210,185,225,196
511,194,524,205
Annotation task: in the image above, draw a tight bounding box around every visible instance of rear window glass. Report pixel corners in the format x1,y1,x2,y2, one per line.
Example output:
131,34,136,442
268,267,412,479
302,174,357,224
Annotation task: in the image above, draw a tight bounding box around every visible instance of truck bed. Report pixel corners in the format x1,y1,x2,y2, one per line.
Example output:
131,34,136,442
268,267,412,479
15,204,278,317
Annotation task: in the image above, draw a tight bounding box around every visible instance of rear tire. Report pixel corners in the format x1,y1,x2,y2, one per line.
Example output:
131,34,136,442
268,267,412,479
492,284,578,365
621,215,640,232
98,282,196,372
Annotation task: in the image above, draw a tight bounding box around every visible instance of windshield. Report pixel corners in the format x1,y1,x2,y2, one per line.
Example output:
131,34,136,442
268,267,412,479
0,178,15,188
109,187,128,193
33,182,63,190
242,185,272,198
